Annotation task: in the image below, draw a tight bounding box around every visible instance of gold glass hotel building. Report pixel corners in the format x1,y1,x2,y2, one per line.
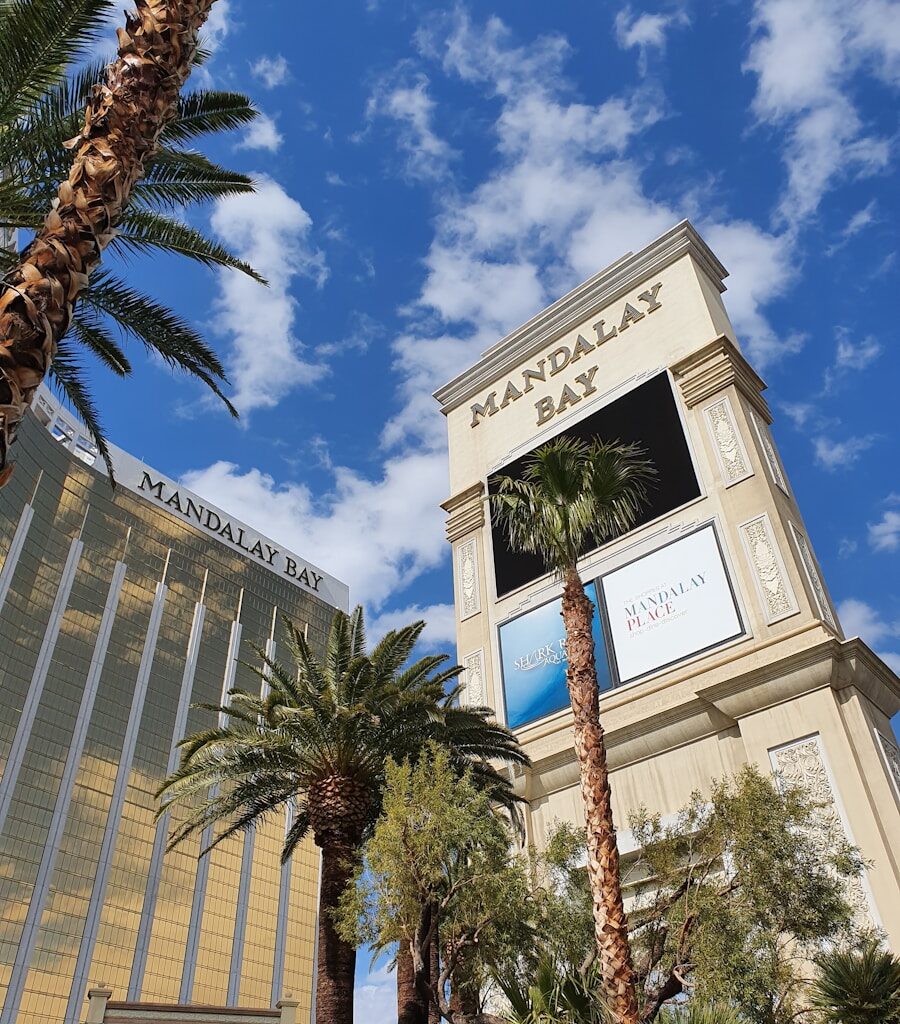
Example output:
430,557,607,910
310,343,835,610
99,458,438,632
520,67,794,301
436,221,900,945
0,388,347,1023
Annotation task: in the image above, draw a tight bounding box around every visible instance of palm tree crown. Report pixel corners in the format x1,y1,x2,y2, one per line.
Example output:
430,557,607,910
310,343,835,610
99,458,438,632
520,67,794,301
491,436,655,576
157,606,528,1024
0,0,261,476
158,608,526,857
811,940,900,1024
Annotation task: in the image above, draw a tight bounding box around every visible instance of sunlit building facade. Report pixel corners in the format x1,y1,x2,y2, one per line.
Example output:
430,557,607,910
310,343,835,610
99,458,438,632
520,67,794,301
0,388,348,1024
436,221,900,946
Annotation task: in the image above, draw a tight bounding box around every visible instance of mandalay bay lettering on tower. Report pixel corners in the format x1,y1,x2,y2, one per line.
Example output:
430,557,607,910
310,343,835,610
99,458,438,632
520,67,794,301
470,282,662,428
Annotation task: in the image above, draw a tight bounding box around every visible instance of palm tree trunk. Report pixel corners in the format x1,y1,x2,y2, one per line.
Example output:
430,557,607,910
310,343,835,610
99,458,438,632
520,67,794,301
398,939,428,1024
317,842,357,1024
0,0,216,483
561,565,639,1024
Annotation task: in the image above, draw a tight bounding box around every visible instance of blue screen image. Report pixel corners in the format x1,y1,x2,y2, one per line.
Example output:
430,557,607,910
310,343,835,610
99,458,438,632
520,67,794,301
499,585,610,730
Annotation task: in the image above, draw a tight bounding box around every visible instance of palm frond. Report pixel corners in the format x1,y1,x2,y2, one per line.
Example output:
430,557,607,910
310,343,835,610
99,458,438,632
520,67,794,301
133,149,256,209
114,209,266,283
46,349,115,482
0,0,114,129
161,89,259,145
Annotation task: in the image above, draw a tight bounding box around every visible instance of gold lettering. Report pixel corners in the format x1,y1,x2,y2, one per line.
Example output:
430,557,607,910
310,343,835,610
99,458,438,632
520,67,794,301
593,319,617,344
470,392,499,427
570,334,596,363
548,346,572,376
556,384,581,414
637,282,662,312
522,360,547,393
500,380,523,408
574,365,599,398
535,395,555,425
619,302,644,331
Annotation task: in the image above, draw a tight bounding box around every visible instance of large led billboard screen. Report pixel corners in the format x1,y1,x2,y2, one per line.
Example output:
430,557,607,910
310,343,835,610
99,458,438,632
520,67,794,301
489,373,701,597
499,587,611,730
598,524,743,684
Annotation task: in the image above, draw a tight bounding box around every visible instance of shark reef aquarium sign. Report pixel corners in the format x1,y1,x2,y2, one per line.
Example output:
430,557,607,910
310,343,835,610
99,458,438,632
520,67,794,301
470,283,663,429
136,472,325,593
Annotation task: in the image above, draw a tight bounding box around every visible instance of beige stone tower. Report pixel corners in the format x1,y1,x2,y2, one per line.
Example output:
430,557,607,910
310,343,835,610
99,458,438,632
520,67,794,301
434,220,900,944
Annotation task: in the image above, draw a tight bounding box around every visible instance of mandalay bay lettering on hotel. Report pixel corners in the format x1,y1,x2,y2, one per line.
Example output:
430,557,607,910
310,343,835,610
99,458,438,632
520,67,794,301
138,472,324,592
470,283,662,428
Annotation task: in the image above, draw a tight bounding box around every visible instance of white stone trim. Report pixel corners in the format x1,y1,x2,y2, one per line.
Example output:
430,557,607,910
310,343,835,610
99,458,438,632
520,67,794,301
738,513,799,624
703,395,753,487
875,730,900,805
0,502,34,614
768,733,879,927
750,410,789,496
456,538,481,620
788,522,836,630
463,649,486,707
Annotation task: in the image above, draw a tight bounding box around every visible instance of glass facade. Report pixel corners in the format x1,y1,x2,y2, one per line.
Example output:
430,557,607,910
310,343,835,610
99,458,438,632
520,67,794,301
0,393,346,1024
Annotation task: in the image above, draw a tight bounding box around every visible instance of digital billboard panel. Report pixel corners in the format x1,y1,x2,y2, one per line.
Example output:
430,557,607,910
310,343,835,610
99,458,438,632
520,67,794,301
489,373,701,597
598,524,743,684
499,587,610,730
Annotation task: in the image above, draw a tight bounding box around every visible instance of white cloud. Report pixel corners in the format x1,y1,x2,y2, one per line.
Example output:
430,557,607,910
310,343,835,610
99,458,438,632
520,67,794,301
181,449,449,611
354,962,396,1024
368,602,457,652
378,8,800,456
780,400,816,429
822,326,882,392
237,112,284,152
201,0,232,54
838,537,858,559
837,598,900,670
614,6,689,70
745,0,895,228
209,177,328,414
812,433,878,471
367,70,457,181
869,510,900,552
251,54,290,88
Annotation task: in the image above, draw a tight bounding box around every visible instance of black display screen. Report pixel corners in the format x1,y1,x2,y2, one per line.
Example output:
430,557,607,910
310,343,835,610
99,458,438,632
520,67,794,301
488,373,701,597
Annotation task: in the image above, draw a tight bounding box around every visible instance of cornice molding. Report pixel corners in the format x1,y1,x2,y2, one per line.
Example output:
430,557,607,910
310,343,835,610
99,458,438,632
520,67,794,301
671,335,771,420
433,219,728,414
441,481,485,543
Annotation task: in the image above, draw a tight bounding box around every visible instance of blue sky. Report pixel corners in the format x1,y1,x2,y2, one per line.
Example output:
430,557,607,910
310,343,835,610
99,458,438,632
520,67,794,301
77,1,898,1015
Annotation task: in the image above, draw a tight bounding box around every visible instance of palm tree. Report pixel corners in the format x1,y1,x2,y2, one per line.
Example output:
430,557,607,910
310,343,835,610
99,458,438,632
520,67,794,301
0,0,233,485
810,939,900,1024
157,608,528,1024
491,436,654,1024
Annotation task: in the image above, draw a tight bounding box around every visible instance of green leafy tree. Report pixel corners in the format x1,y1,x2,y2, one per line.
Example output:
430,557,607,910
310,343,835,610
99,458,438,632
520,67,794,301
626,766,864,1023
338,746,536,1024
158,608,526,1024
491,436,654,1024
0,0,261,479
810,939,900,1024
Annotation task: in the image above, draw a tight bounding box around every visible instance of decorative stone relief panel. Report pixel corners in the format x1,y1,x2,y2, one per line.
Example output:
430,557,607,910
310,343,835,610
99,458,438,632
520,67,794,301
789,522,837,630
738,513,799,623
876,730,900,803
704,396,753,487
456,538,481,620
769,735,875,925
463,649,486,707
751,411,789,495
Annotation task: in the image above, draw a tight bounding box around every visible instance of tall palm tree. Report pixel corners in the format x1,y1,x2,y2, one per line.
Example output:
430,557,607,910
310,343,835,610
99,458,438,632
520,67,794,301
157,608,528,1024
491,436,654,1024
0,0,229,485
810,940,900,1024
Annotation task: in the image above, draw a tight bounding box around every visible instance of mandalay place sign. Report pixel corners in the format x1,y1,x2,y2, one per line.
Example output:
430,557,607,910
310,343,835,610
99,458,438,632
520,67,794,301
470,283,663,428
137,471,325,593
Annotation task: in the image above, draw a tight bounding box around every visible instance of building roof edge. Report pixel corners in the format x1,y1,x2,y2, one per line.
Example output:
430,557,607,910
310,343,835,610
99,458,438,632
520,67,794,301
432,219,727,414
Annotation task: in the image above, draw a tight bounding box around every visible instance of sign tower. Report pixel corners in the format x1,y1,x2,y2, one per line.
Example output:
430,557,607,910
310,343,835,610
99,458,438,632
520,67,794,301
434,220,900,942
